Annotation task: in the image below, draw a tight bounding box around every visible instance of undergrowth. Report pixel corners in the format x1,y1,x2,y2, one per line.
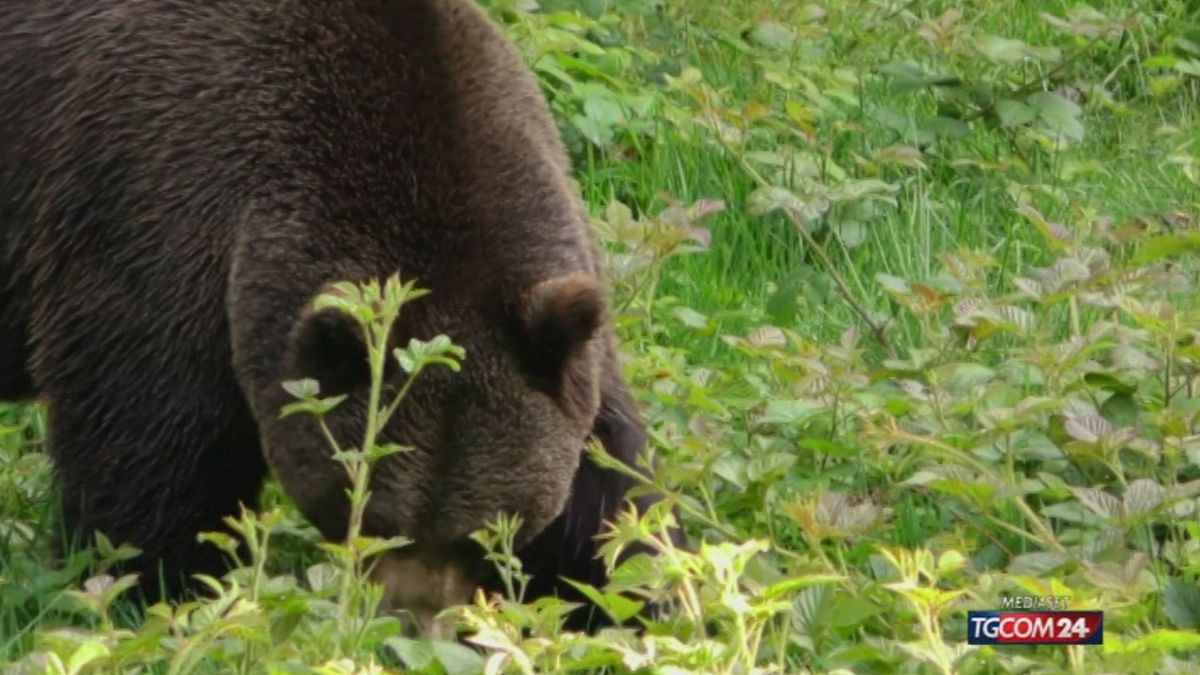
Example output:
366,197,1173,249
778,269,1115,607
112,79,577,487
4,0,1200,673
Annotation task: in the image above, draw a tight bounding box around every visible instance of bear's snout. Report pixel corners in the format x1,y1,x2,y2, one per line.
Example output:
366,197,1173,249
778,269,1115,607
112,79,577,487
371,546,481,638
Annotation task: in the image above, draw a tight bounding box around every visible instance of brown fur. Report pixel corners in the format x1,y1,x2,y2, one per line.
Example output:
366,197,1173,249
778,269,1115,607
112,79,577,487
0,0,676,630
372,548,477,638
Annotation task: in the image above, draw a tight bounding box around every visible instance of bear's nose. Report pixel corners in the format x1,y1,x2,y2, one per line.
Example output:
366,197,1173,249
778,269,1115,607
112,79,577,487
370,541,487,638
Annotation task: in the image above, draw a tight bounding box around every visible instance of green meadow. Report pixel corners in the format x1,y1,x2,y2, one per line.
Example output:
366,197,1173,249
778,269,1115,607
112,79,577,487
4,1,1200,672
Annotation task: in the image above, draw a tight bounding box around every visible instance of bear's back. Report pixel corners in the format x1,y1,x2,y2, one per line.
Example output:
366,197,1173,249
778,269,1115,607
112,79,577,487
0,0,590,289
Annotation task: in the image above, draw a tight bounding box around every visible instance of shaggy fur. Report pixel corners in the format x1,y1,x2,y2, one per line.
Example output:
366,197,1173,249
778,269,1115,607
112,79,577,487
0,0,676,629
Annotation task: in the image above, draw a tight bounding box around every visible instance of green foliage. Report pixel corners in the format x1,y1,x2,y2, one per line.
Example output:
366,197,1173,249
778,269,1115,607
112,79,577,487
5,0,1200,673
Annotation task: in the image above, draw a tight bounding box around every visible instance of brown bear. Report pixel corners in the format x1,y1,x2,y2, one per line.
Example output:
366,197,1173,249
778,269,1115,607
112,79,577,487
0,0,675,631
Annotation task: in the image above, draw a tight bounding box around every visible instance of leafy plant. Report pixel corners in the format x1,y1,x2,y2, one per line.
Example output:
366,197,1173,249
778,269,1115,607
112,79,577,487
5,0,1200,673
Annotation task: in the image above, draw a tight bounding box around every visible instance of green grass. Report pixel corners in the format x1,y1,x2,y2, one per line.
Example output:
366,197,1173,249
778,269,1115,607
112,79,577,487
571,0,1200,343
5,0,1200,672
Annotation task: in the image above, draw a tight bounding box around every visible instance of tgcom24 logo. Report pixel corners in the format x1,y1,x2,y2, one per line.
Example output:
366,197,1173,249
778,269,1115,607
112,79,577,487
966,610,1104,646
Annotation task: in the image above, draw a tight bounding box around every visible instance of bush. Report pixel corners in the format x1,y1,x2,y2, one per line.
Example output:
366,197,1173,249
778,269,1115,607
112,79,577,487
3,1,1200,672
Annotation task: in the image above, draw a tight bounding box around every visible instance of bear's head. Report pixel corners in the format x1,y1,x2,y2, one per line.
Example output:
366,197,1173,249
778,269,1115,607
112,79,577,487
269,271,608,629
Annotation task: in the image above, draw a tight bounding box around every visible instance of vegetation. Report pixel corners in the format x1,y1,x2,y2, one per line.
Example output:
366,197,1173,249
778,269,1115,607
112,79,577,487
4,0,1200,672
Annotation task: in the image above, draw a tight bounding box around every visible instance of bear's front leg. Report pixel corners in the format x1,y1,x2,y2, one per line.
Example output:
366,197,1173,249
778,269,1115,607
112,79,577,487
31,299,267,600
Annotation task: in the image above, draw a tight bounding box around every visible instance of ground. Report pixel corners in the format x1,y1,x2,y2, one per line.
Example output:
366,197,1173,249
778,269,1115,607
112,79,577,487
3,1,1200,673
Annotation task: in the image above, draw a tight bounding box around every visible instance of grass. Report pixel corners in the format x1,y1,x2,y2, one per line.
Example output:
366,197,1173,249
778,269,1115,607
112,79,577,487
4,0,1200,673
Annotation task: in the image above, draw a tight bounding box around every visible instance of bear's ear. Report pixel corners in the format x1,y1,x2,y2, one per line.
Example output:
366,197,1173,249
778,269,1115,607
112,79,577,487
520,272,605,379
291,305,371,396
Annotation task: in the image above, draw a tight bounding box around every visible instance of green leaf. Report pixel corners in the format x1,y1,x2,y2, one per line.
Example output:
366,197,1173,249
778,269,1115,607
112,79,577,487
766,281,801,324
992,305,1036,335
563,578,645,623
1027,91,1084,142
305,562,341,593
762,574,845,600
1069,486,1122,519
368,442,410,462
1063,414,1113,443
431,640,486,675
282,378,321,400
92,532,140,564
1164,580,1200,629
1116,628,1200,652
359,535,413,559
572,113,614,146
919,115,970,139
1008,550,1071,576
792,584,830,635
875,272,911,296
937,550,968,575
759,398,824,426
878,60,960,93
672,306,709,330
395,335,467,375
197,531,240,554
975,35,1061,63
96,574,140,606
796,437,857,458
386,637,436,670
279,394,348,419
331,449,367,465
1143,54,1181,70
583,95,625,129
747,452,797,482
1123,479,1166,517
870,105,911,133
831,178,899,203
1132,233,1200,263
832,219,867,248
928,477,998,505
747,185,831,222
826,594,880,628
267,603,305,646
66,640,110,674
749,21,796,50
938,362,995,393
1085,372,1136,395
996,98,1037,127
314,285,360,316
1100,392,1138,427
1177,59,1200,77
